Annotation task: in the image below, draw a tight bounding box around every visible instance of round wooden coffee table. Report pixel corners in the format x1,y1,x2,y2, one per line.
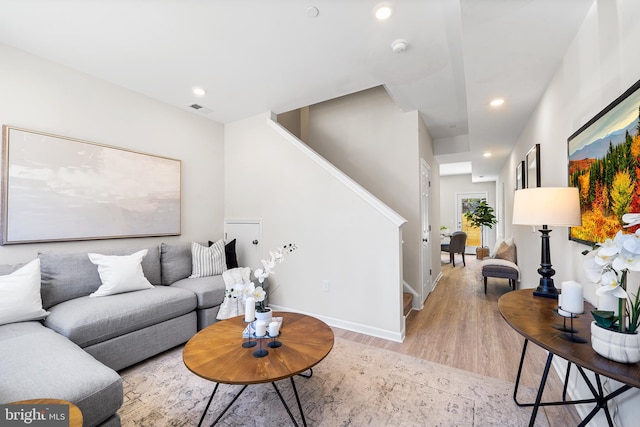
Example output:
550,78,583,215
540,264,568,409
183,311,334,426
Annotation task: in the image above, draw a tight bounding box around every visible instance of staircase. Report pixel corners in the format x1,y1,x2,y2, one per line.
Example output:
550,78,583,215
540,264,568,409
403,292,413,316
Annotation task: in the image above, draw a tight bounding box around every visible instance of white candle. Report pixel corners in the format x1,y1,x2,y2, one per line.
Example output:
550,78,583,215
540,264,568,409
557,294,573,317
268,321,280,337
561,281,584,314
255,320,267,337
244,297,256,322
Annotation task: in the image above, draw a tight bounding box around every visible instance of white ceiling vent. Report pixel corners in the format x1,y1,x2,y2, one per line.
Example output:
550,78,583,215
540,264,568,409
189,104,213,114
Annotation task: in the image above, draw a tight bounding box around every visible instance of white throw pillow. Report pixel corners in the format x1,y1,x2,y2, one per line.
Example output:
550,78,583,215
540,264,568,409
190,240,226,278
88,249,154,297
0,258,49,326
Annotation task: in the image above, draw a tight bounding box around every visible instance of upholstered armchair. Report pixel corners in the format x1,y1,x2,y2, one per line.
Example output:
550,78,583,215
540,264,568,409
441,231,467,267
477,239,519,293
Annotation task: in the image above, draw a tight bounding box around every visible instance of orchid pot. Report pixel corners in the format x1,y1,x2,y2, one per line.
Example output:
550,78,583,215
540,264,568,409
590,321,640,363
255,307,273,323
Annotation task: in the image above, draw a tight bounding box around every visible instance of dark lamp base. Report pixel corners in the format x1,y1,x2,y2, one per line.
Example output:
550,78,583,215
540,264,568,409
533,287,559,299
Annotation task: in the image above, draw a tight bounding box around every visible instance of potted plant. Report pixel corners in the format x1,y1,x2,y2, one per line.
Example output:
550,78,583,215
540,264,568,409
463,198,497,259
583,217,640,363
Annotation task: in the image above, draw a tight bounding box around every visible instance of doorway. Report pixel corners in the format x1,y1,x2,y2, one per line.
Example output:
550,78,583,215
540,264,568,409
421,160,432,303
455,192,487,253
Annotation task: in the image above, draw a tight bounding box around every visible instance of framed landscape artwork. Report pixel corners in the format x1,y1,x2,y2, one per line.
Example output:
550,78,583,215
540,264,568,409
568,78,640,245
526,144,540,188
1,126,181,244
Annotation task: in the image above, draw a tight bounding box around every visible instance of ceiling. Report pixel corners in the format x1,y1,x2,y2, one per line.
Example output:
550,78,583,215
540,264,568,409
0,0,594,182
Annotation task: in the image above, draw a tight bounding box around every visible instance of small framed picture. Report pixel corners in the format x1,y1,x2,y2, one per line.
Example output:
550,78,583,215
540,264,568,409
526,144,540,188
515,160,525,190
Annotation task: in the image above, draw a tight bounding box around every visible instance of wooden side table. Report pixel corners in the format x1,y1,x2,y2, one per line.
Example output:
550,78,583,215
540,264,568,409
183,311,334,426
499,289,640,427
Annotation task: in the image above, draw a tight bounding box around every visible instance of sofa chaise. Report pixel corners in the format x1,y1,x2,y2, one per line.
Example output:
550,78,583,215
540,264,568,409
0,240,239,427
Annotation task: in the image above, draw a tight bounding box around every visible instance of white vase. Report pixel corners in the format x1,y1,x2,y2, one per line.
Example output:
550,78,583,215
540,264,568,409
255,308,272,323
590,321,640,364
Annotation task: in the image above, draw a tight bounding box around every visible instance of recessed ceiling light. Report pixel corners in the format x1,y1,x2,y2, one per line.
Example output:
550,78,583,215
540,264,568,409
374,2,394,20
192,87,207,97
483,152,492,158
490,98,505,107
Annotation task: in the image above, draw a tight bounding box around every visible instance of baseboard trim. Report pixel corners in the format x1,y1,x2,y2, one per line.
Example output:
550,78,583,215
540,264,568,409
269,304,405,343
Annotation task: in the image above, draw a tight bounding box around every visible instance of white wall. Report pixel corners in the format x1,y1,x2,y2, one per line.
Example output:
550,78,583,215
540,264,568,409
498,1,640,424
0,43,225,263
305,87,424,297
225,113,406,341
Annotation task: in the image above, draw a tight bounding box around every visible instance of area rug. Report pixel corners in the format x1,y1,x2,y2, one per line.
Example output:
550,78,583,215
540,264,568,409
117,338,547,426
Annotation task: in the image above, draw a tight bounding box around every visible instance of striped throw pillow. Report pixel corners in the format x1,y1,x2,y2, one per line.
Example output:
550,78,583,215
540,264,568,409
189,240,226,278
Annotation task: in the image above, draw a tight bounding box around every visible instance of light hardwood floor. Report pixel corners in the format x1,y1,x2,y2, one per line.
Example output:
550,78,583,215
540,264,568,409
333,255,582,426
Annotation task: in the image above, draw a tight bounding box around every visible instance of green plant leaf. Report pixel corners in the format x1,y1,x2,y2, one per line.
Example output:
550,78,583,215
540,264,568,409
591,310,618,329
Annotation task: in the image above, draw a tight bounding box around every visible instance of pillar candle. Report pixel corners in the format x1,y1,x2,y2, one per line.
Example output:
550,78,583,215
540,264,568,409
268,321,280,337
255,320,267,337
561,281,584,314
557,294,573,317
244,297,256,322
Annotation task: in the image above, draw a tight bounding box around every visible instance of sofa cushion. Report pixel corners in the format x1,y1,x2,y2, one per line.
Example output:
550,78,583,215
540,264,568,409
0,259,49,326
494,241,517,263
224,239,239,269
43,286,196,348
0,321,122,427
88,250,154,297
189,240,226,278
39,246,161,309
171,275,226,309
160,242,193,285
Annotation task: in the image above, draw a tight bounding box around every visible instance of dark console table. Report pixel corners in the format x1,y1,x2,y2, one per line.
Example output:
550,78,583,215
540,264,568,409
498,289,640,426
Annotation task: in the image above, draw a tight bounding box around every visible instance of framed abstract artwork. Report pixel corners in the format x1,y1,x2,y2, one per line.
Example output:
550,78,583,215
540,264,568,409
526,144,540,188
515,160,525,190
1,126,181,244
568,78,640,245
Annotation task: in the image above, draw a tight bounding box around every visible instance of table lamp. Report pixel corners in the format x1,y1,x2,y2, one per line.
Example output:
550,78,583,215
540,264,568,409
512,187,581,298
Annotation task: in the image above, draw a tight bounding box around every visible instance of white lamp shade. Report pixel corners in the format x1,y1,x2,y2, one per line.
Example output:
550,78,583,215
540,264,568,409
512,187,581,226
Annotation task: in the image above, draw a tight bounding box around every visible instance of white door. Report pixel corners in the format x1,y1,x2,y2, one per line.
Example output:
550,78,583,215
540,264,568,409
421,160,433,302
224,220,262,269
455,192,487,253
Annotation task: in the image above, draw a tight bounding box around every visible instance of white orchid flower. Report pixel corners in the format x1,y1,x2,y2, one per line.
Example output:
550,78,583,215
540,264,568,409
241,282,255,298
594,238,619,266
596,271,629,299
623,213,640,228
262,258,276,274
622,230,640,255
252,286,266,302
230,283,245,298
254,268,269,283
271,249,285,263
583,257,605,283
613,247,640,272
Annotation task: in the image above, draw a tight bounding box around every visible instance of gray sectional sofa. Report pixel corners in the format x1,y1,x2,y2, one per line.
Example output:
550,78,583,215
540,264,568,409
0,241,231,427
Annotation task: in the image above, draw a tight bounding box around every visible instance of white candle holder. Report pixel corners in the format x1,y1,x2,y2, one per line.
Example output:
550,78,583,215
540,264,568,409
253,329,269,358
554,307,587,343
242,319,257,348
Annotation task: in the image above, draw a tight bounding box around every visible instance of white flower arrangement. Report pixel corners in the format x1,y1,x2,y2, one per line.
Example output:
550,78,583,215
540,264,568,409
224,243,297,314
253,243,297,311
583,215,640,334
